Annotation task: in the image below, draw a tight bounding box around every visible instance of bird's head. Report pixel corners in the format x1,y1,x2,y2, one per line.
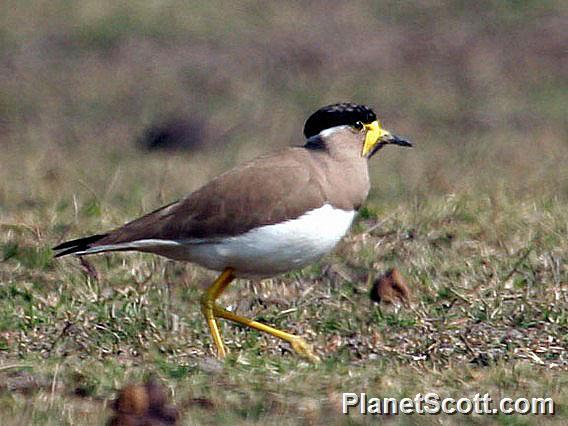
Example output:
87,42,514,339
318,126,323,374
303,103,412,158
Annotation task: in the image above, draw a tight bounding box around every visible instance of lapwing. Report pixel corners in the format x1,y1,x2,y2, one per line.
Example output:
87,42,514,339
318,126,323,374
54,103,412,362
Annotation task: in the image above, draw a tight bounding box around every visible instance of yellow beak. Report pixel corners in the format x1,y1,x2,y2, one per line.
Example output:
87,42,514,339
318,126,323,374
361,121,389,157
361,120,412,158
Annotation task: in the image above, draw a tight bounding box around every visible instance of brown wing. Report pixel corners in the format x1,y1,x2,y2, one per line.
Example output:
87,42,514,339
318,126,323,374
94,148,327,245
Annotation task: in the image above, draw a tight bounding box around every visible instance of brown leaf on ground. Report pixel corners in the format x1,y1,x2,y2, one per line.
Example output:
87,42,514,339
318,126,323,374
370,268,412,306
108,378,179,426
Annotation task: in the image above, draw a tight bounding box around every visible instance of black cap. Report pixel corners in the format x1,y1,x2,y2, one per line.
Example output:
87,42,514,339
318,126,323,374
303,103,377,139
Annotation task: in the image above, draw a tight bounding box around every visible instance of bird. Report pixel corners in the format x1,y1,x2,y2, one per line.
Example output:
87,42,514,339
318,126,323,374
53,103,412,362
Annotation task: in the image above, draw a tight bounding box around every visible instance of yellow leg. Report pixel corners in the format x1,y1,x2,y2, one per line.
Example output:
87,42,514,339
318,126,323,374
200,268,320,362
200,268,235,358
213,304,320,363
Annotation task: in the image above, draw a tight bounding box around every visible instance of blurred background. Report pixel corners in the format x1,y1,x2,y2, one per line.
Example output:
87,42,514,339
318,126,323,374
0,2,567,423
0,0,566,225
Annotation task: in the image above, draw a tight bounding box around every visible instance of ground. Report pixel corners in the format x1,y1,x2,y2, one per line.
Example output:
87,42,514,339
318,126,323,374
0,1,566,424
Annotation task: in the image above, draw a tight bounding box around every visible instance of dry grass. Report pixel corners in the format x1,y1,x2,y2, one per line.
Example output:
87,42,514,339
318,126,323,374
0,0,567,424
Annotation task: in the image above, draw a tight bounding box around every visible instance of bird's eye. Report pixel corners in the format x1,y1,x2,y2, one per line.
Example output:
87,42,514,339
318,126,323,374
354,121,364,131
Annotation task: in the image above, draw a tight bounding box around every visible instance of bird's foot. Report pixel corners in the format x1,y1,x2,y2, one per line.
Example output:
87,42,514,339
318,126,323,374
290,337,321,363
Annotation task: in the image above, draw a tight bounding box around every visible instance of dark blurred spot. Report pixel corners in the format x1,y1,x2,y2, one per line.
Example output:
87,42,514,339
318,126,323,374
470,352,491,367
138,117,207,152
74,386,91,398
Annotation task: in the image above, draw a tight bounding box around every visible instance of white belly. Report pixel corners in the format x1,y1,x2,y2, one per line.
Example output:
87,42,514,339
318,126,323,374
182,204,356,277
79,204,357,277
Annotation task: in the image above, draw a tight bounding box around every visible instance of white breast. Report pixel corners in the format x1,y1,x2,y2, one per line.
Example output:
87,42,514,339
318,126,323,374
183,204,356,277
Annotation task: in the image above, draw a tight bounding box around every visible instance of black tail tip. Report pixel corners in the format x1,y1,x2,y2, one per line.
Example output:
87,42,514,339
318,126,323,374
53,234,107,257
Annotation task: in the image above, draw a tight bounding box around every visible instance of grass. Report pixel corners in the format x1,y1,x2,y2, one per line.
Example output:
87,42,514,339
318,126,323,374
0,0,567,424
1,193,566,424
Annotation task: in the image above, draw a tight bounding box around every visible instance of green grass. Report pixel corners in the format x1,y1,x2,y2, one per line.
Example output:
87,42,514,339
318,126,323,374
0,0,567,424
1,195,566,424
